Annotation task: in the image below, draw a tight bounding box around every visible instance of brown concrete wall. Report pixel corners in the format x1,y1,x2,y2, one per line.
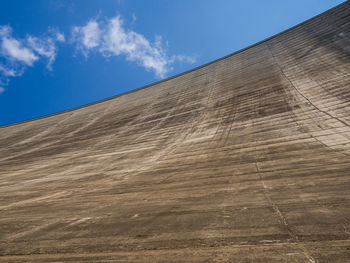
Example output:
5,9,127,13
1,2,350,262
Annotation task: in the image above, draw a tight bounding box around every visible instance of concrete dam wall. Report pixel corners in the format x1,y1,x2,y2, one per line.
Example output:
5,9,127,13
1,2,350,262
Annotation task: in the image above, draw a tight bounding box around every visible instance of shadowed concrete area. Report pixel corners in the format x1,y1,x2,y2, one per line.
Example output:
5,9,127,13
1,2,350,262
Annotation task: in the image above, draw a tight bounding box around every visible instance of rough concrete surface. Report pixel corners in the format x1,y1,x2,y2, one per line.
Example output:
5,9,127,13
1,2,350,262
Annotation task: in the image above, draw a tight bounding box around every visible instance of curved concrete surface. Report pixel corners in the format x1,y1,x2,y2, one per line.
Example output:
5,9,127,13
1,2,350,262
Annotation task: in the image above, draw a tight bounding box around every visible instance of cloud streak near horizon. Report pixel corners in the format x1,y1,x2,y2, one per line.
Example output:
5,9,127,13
0,14,195,93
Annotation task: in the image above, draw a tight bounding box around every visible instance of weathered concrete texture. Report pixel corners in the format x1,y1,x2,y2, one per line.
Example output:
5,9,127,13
1,2,350,262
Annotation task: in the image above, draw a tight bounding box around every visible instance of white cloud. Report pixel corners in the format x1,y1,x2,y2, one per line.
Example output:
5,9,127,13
0,25,64,92
0,14,195,94
72,15,195,78
72,20,101,52
1,35,38,66
0,25,10,37
48,27,66,43
100,16,169,77
56,32,65,42
0,63,18,77
171,55,196,64
0,87,4,94
27,36,57,70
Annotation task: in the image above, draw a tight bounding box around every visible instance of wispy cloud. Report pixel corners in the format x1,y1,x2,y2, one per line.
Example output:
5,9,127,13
27,33,64,70
72,20,101,51
0,13,195,93
170,55,197,64
0,25,64,93
71,15,195,78
0,26,38,66
54,31,66,43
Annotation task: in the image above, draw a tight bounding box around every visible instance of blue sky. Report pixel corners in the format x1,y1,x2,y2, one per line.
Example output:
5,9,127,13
0,0,345,126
